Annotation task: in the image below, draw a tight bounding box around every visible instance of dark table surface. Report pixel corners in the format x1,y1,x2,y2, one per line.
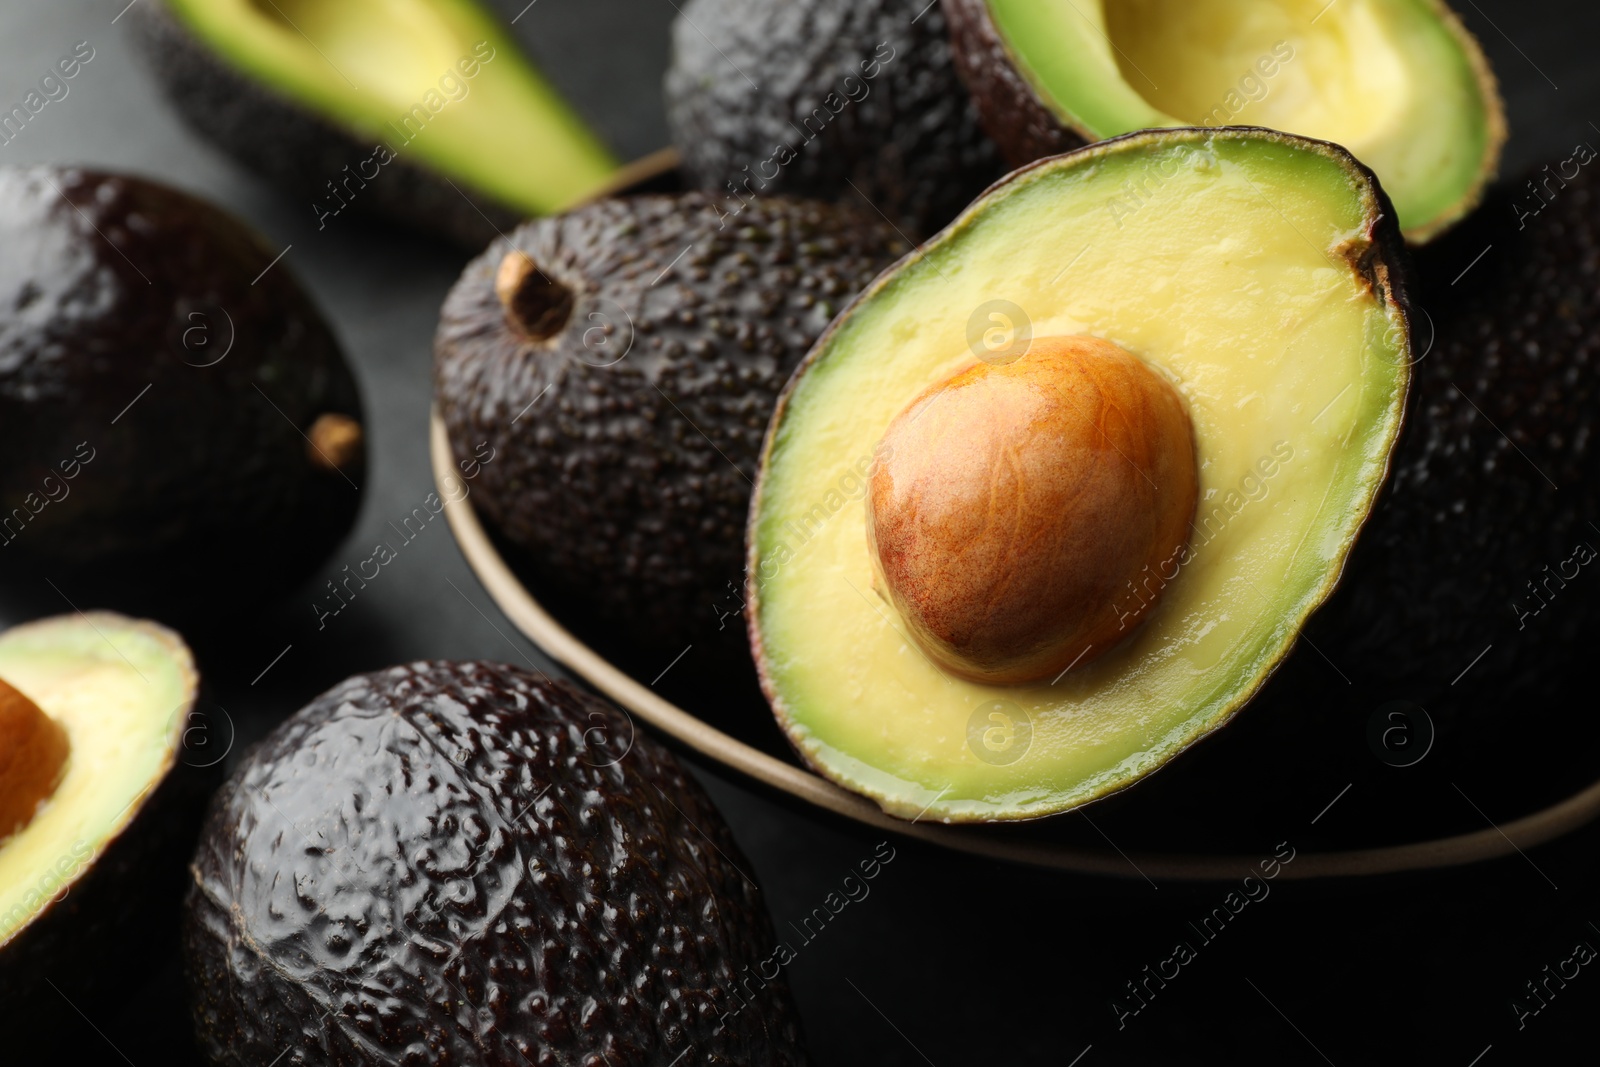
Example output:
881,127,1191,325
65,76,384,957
3,1,1598,1063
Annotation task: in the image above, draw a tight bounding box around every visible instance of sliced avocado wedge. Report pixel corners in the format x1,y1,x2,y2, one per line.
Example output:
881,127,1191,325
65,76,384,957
945,0,1505,241
135,0,620,242
747,128,1413,823
0,613,198,998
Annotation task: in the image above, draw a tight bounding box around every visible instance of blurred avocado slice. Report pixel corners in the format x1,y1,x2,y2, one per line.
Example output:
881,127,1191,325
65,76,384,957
747,128,1414,822
945,0,1505,241
133,0,621,245
0,613,201,1005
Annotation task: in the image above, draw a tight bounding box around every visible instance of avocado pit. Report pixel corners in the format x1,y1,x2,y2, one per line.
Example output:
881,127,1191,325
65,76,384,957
0,678,69,842
867,335,1198,685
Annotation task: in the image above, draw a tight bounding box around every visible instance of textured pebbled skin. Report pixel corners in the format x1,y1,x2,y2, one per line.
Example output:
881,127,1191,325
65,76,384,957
434,194,904,653
184,662,811,1067
664,0,1004,239
0,166,363,602
1308,162,1600,701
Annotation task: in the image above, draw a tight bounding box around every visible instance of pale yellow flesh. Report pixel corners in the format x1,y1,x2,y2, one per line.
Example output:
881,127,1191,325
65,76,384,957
0,615,194,946
751,131,1408,822
988,0,1500,238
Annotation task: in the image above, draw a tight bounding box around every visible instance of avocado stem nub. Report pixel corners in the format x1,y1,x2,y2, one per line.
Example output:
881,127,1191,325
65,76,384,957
496,249,574,343
0,678,70,843
307,413,364,475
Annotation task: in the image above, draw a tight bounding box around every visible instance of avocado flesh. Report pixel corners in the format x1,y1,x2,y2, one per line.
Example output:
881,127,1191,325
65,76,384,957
748,129,1411,822
980,0,1502,240
0,614,194,948
162,0,618,216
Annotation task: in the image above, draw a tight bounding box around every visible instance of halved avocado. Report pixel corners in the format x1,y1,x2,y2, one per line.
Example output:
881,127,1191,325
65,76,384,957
944,0,1505,242
746,128,1413,823
0,613,201,1004
132,0,621,245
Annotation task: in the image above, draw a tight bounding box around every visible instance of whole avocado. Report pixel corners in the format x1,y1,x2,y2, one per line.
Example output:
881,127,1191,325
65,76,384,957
434,193,904,654
184,661,811,1066
0,166,364,607
664,0,1004,239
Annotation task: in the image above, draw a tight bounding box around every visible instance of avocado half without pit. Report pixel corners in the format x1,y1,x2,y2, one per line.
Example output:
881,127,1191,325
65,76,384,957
945,0,1505,241
0,614,199,1000
747,128,1413,823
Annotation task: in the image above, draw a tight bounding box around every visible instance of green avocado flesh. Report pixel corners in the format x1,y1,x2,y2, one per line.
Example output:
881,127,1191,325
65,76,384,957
749,129,1411,822
163,0,618,215
988,0,1502,239
0,614,194,946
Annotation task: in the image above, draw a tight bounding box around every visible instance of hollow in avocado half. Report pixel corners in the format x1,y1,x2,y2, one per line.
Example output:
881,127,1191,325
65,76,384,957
131,0,622,246
746,127,1414,823
944,0,1505,241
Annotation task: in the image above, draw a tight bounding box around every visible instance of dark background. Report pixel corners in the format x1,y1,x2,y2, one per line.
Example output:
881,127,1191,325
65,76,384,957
1,1,1597,1063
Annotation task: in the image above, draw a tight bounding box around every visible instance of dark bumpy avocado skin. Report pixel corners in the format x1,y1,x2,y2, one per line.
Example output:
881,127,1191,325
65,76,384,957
130,0,516,248
435,194,904,653
664,0,1004,239
0,167,363,605
184,662,811,1067
942,0,1082,168
1307,162,1600,706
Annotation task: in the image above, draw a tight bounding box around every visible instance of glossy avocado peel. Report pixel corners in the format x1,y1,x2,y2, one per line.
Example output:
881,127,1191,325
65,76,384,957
945,0,1506,241
747,128,1415,823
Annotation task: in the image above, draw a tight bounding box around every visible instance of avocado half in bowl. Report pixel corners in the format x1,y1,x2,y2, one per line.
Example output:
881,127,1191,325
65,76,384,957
433,130,1600,875
944,0,1506,241
747,127,1414,823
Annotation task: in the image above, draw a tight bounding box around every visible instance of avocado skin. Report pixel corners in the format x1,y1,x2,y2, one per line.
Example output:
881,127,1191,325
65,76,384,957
664,0,1004,239
129,0,517,248
435,194,904,653
184,661,811,1067
1307,162,1600,703
0,167,363,607
942,0,1082,168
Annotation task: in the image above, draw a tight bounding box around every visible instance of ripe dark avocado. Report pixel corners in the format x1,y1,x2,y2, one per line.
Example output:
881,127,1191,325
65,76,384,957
944,0,1505,241
130,0,620,247
1307,156,1600,709
0,614,207,1013
0,167,364,609
184,661,811,1066
434,194,905,657
664,0,1004,239
747,128,1415,822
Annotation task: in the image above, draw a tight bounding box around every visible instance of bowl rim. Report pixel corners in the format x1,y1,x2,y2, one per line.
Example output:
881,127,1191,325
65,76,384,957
432,409,1600,880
